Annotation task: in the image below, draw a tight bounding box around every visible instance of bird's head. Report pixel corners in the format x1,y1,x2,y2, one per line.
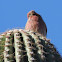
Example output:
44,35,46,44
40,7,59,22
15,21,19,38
27,10,38,19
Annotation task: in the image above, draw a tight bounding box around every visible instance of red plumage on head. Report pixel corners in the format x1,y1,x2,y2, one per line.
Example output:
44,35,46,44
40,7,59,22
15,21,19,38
26,10,47,37
27,10,35,18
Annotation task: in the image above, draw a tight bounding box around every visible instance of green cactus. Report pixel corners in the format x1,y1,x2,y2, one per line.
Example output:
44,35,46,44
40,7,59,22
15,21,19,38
0,29,62,62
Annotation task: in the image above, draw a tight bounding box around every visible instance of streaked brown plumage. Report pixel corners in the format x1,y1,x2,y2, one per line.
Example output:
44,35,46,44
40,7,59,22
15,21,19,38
25,10,47,37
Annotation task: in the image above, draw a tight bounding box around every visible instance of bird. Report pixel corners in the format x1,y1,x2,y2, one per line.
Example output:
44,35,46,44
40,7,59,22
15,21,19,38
25,10,47,37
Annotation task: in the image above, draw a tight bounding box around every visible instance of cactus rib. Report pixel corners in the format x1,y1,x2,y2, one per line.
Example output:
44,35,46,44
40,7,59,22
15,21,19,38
19,29,39,62
14,29,25,62
0,29,62,62
4,30,14,62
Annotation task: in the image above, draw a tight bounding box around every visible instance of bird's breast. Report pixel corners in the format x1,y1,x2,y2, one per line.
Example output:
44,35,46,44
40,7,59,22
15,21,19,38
25,18,40,32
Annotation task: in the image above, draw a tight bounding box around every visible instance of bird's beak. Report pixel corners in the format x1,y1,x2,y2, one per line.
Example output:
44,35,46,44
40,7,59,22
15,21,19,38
31,13,33,16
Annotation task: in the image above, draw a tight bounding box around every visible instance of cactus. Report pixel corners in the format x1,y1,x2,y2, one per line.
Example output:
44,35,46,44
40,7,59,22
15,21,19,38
0,29,62,62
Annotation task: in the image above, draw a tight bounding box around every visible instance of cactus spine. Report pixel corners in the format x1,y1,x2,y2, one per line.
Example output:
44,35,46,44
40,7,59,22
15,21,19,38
28,32,46,62
0,29,62,62
14,29,25,62
4,30,14,62
19,29,38,62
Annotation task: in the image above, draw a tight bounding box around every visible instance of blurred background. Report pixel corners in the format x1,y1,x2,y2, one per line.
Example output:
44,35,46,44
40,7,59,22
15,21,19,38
0,0,62,56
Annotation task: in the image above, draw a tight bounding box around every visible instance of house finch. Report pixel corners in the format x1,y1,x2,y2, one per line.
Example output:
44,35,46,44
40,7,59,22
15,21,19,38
25,10,47,37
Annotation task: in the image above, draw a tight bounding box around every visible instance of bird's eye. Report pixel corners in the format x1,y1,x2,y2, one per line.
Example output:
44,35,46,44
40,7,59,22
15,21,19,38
33,14,36,15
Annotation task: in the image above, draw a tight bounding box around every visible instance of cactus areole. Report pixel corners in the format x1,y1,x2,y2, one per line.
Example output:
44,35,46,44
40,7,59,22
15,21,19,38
0,29,62,62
